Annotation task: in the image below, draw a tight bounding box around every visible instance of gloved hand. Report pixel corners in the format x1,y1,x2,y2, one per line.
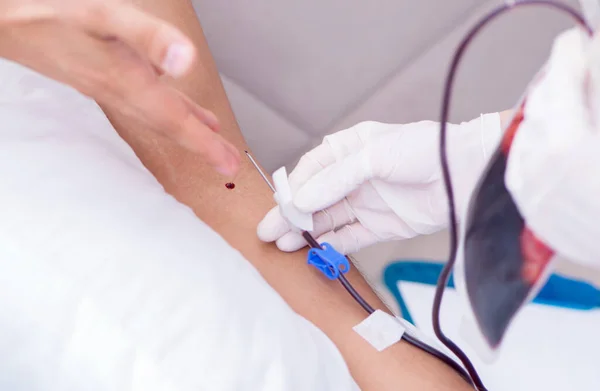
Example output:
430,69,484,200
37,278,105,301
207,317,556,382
257,113,503,255
505,27,600,270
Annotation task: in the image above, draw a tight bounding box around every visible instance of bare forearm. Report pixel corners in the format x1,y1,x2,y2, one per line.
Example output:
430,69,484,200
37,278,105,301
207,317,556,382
100,1,472,389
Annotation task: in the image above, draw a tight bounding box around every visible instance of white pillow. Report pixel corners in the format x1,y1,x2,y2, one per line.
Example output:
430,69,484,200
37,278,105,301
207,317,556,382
0,59,358,391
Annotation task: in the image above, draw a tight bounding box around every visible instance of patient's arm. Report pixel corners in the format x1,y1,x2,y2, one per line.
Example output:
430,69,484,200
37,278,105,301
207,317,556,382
101,1,472,389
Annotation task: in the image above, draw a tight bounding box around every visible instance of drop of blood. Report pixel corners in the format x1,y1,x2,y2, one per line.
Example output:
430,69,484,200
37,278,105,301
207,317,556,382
225,182,235,189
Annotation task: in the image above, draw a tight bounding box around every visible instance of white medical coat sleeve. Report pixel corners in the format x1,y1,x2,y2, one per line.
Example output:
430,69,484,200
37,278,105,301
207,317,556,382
0,58,358,391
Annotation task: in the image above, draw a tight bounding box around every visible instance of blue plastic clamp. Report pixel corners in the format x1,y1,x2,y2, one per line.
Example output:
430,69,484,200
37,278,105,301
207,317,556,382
307,242,350,280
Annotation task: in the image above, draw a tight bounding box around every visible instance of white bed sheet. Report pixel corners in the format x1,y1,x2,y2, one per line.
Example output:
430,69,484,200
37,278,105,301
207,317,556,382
0,59,358,391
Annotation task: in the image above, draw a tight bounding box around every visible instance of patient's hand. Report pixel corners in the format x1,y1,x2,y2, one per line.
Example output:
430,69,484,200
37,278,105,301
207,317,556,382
0,0,240,176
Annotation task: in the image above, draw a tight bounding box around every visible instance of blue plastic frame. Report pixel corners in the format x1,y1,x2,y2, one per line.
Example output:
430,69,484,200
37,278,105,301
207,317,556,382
383,260,600,325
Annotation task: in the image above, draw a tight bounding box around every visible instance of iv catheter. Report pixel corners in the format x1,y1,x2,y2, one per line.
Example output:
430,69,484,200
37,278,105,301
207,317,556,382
244,150,473,383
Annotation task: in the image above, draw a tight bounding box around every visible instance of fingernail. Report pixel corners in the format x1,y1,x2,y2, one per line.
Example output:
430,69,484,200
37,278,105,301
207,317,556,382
215,165,233,176
162,42,194,78
203,110,219,130
215,145,240,176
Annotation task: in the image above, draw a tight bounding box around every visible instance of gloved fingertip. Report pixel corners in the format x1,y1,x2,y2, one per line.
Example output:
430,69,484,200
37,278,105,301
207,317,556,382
256,225,272,243
256,226,270,242
162,41,196,78
257,207,290,242
276,233,307,252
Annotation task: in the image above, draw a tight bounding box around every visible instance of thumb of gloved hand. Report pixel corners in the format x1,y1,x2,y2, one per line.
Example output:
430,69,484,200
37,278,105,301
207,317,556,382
258,113,503,255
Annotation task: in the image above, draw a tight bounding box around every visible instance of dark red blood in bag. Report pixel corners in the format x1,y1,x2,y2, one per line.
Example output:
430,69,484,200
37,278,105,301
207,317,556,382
461,103,555,348
521,227,554,284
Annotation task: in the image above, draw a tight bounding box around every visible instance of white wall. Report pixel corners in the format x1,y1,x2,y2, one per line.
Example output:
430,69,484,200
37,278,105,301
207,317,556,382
194,0,599,311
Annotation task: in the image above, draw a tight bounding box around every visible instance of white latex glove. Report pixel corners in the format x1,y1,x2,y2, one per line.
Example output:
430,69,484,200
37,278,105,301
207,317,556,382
257,113,503,255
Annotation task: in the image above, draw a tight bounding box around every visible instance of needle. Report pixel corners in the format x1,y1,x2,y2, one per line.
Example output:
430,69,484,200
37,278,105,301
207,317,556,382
245,149,318,248
244,150,276,193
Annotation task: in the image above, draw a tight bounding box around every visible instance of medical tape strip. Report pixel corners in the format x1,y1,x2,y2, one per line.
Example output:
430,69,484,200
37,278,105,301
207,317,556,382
352,310,405,352
272,166,314,232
